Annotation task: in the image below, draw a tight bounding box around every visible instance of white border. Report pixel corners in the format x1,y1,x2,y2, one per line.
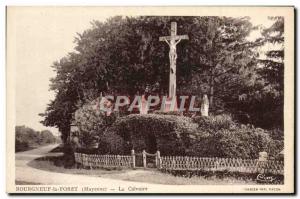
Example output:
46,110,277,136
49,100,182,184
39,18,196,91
1,1,299,199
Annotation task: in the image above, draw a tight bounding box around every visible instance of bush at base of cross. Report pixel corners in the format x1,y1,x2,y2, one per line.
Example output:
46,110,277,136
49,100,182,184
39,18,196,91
99,114,283,159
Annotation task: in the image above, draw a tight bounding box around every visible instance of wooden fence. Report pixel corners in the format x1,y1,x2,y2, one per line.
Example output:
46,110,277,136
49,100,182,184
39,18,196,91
159,156,284,175
74,153,133,169
74,151,284,175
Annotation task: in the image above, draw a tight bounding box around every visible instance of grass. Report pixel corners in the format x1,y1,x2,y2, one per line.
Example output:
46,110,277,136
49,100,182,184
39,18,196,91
16,146,37,153
28,154,258,185
48,144,64,153
28,155,128,176
16,143,60,153
15,180,42,185
105,169,256,185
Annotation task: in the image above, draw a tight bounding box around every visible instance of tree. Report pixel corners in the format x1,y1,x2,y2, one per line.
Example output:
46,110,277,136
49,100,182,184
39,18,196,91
185,17,258,110
256,17,284,129
259,16,284,91
228,17,284,129
40,16,267,143
15,125,56,152
39,90,77,143
40,130,57,144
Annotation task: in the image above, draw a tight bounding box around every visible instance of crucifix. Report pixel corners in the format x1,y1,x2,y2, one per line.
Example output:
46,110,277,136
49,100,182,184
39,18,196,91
159,22,189,99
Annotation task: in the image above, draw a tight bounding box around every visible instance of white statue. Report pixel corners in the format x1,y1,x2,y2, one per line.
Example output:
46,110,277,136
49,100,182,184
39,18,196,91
201,94,209,116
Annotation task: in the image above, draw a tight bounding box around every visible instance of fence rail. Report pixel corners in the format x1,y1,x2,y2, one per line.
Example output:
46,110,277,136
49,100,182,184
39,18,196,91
74,153,133,169
159,156,284,175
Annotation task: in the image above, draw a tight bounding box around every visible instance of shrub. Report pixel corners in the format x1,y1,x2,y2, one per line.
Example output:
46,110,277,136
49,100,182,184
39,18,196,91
101,113,282,159
101,114,198,155
190,114,283,158
153,110,183,116
75,147,100,154
74,98,119,148
268,128,284,140
192,114,234,131
153,110,197,117
15,139,29,152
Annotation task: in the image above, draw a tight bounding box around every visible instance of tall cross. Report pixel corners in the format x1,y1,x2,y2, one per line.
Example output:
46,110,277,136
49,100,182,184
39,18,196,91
159,22,189,99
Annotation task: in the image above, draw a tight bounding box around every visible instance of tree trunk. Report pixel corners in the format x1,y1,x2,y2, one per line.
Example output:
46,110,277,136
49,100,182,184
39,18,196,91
60,125,70,145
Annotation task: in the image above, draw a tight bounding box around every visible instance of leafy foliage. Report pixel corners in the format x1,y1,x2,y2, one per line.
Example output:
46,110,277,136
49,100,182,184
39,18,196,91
259,17,284,98
230,17,284,129
191,114,283,158
101,114,281,158
192,114,233,130
74,97,118,147
15,126,57,152
102,114,198,155
40,16,284,147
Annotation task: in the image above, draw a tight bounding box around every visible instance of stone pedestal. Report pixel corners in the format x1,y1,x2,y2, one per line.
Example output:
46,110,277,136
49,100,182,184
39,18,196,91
139,95,149,114
163,97,178,112
259,151,268,161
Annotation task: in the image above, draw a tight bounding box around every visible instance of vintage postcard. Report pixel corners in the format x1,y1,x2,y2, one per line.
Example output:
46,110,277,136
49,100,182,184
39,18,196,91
6,6,294,194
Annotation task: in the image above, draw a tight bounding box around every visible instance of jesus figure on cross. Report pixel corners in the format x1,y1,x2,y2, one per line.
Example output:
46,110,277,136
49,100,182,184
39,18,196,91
159,22,189,111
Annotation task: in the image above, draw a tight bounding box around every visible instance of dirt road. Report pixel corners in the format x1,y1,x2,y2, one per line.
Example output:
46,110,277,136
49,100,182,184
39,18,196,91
14,144,247,193
14,144,175,191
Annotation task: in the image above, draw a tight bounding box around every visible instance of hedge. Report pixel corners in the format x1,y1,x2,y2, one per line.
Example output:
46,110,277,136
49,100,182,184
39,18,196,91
190,114,283,158
101,114,198,155
100,114,282,159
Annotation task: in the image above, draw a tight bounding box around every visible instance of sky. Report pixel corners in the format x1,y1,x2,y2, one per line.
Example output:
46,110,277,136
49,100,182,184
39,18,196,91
10,7,273,135
12,8,111,135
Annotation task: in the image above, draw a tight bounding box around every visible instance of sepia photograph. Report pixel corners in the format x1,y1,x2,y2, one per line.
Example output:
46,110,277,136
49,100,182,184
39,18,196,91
6,6,294,194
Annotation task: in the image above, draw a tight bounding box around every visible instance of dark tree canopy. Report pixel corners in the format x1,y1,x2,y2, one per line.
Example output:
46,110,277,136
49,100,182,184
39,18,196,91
40,16,284,143
231,17,284,129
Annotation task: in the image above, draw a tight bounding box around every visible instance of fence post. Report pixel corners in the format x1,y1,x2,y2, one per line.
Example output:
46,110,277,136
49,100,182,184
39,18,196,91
89,155,93,170
258,151,268,173
156,151,161,168
185,156,189,170
117,155,121,167
142,150,146,168
131,149,135,169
